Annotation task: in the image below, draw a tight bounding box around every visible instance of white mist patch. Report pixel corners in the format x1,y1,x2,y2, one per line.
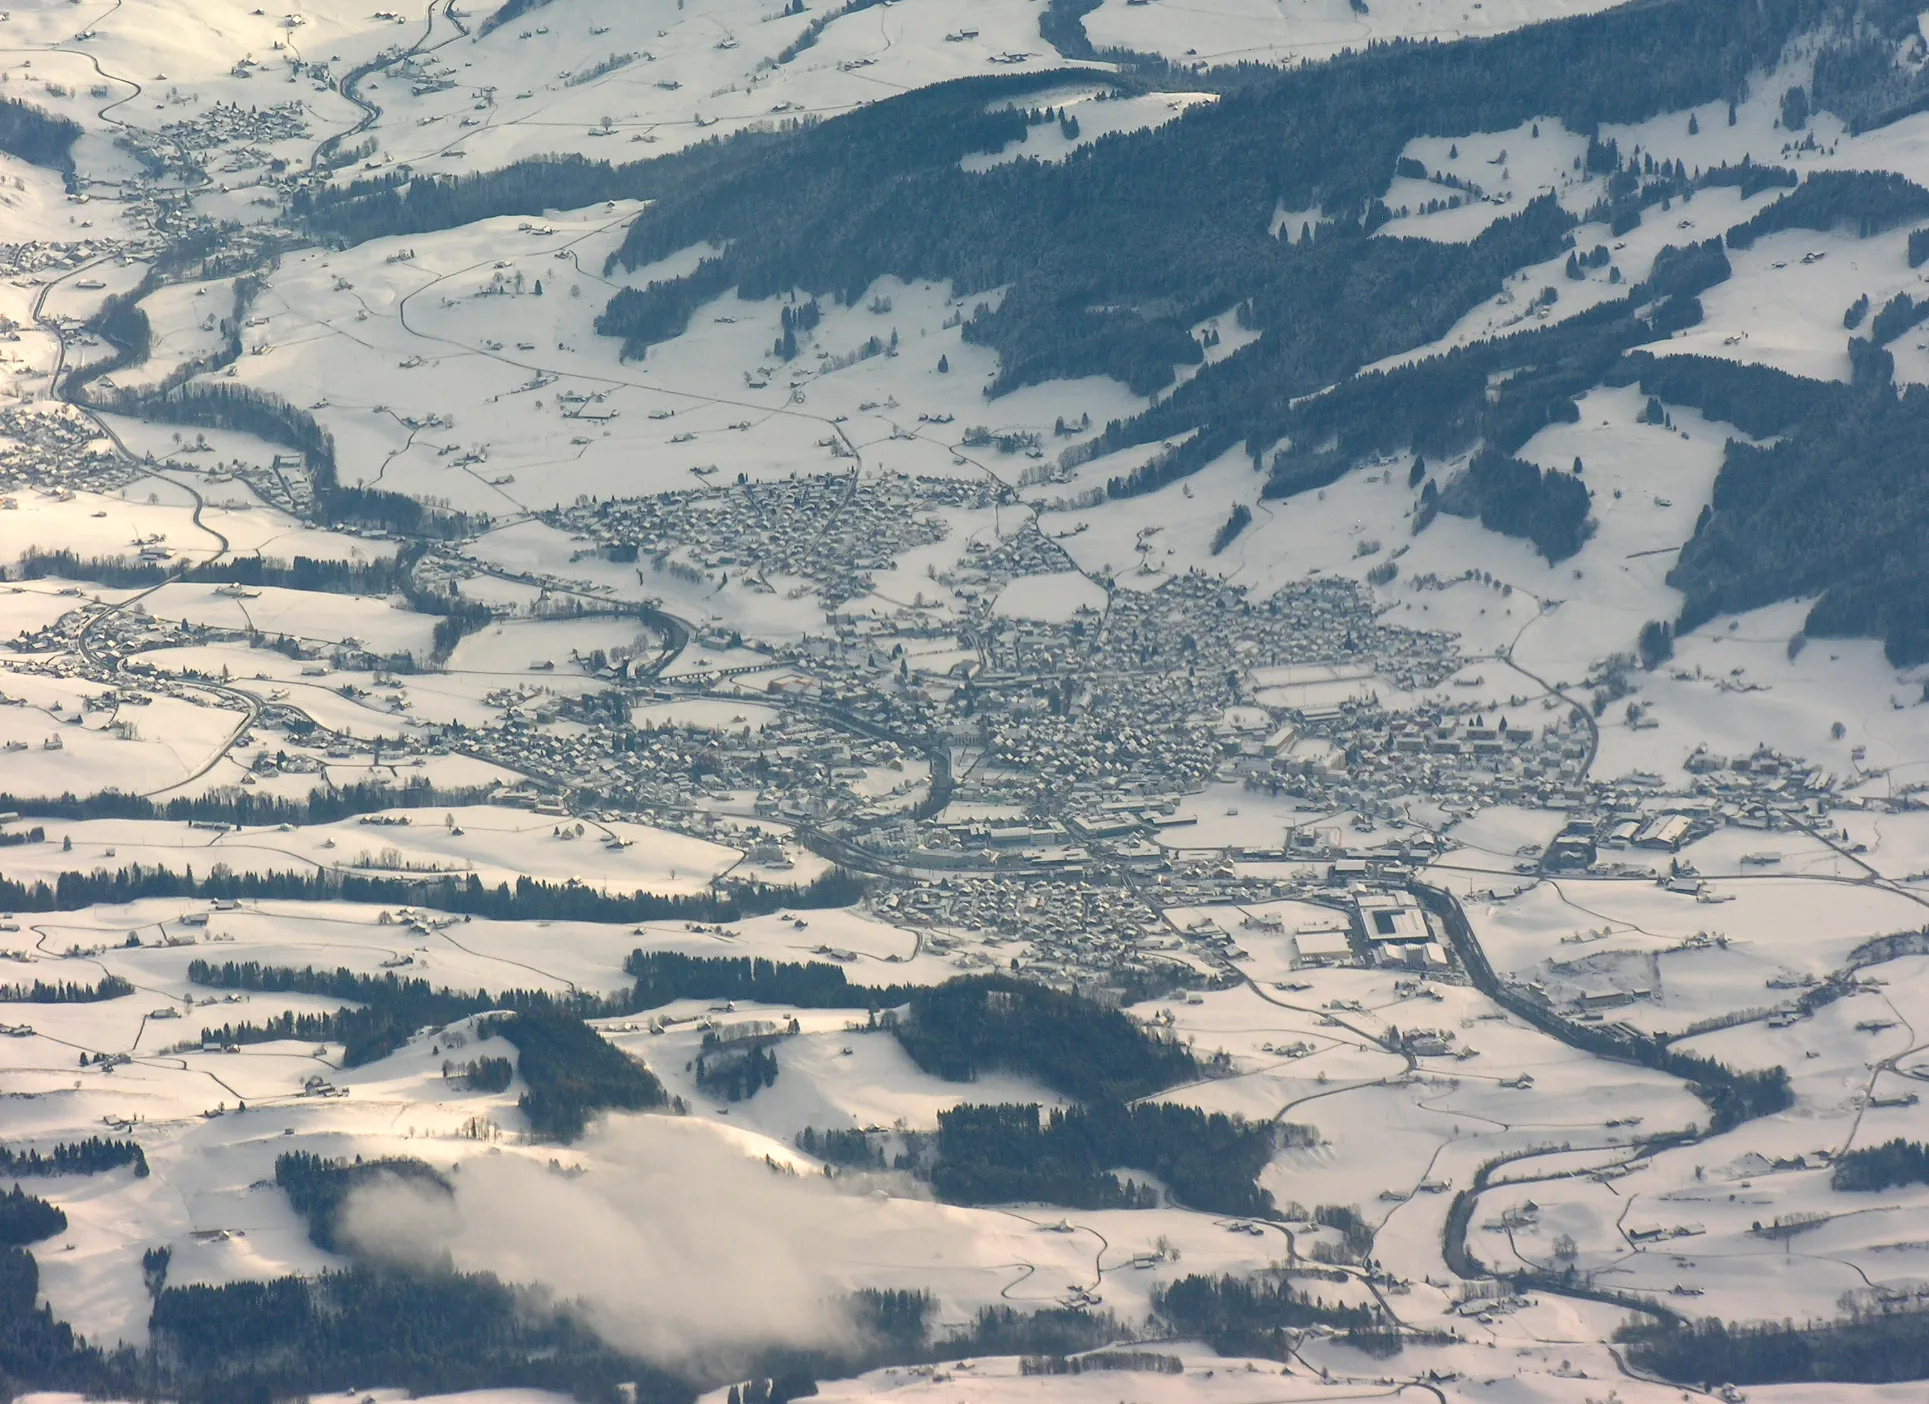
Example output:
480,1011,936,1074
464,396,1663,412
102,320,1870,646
338,1169,465,1266
340,1117,860,1371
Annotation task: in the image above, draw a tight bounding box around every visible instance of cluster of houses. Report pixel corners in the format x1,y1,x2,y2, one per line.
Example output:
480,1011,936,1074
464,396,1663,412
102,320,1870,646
554,472,1001,608
1256,698,1596,819
0,403,129,503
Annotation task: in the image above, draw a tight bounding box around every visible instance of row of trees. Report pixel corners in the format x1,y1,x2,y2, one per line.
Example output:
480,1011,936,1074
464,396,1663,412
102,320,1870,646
0,856,860,923
445,1055,513,1092
1413,884,1793,1134
0,976,133,1004
694,1040,779,1102
7,546,408,594
626,950,914,1010
0,777,491,827
0,1138,148,1178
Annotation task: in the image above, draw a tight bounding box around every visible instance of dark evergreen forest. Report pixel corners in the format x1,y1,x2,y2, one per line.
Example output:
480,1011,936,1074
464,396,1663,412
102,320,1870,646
891,975,1198,1101
929,1101,1283,1214
0,1138,148,1178
0,1188,66,1248
589,0,1831,471
1152,1273,1382,1360
0,96,80,171
1622,1312,1929,1385
1832,1138,1929,1191
478,1008,669,1139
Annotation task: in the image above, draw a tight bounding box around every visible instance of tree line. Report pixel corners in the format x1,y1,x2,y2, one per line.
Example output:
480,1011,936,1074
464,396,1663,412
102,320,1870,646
190,958,1209,1138
3,1245,1125,1403
0,857,863,924
0,975,133,1004
0,1138,147,1178
187,959,579,1065
626,950,916,1010
1656,353,1929,663
1724,168,1929,248
147,1262,690,1404
12,549,407,596
189,967,672,1138
0,777,494,827
293,130,793,245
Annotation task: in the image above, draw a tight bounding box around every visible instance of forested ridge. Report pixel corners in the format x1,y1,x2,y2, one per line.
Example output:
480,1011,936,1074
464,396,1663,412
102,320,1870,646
575,0,1929,662
118,0,1929,662
593,0,1835,451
